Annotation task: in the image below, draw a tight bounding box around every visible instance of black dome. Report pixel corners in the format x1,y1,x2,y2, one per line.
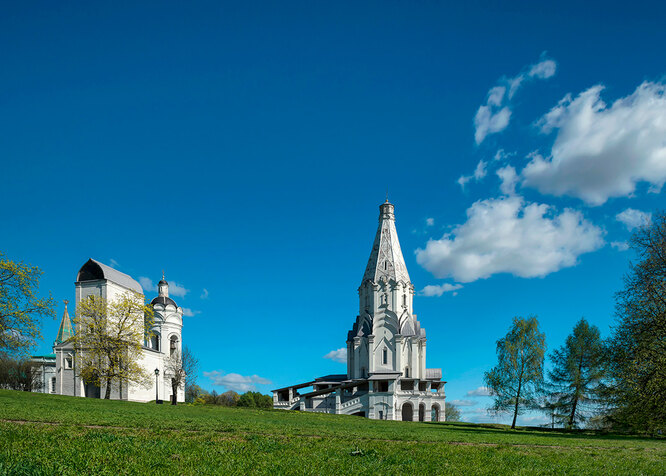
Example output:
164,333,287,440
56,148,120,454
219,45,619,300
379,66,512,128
151,296,177,308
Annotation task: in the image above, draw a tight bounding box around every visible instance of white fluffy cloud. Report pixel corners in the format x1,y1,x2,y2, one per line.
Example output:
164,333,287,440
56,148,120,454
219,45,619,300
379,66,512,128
523,82,666,205
474,57,556,144
458,159,488,189
611,241,629,251
426,217,435,226
419,283,463,297
616,208,652,231
200,288,209,299
416,196,604,283
466,386,492,397
497,165,518,195
449,399,476,407
324,348,347,363
138,276,156,293
203,371,272,392
182,308,201,317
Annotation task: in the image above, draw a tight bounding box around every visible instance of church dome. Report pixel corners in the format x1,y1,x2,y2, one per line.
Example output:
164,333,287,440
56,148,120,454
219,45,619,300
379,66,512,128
151,295,178,308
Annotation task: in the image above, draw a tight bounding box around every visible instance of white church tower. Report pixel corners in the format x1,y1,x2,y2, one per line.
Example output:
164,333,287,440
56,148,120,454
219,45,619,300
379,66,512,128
273,200,446,421
348,199,426,382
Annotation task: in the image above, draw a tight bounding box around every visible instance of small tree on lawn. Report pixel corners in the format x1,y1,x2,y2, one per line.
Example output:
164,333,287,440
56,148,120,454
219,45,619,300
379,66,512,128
445,402,461,422
163,345,199,405
485,315,546,429
72,292,154,399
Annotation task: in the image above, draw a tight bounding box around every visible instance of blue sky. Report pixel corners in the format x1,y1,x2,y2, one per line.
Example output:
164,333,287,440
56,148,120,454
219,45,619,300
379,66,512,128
2,1,665,424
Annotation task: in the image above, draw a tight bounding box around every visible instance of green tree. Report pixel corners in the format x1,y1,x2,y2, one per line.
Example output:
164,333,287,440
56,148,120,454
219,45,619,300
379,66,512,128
0,356,41,391
445,402,461,422
72,292,154,399
185,384,207,403
606,211,666,432
0,253,55,357
237,391,272,408
548,318,605,428
484,315,546,429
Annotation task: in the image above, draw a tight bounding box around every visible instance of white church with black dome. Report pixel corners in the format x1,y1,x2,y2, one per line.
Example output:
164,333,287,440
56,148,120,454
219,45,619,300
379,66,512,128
32,259,185,403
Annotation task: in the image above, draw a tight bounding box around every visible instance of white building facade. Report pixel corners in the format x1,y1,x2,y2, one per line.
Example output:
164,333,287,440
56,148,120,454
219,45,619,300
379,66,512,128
34,259,184,403
273,201,446,421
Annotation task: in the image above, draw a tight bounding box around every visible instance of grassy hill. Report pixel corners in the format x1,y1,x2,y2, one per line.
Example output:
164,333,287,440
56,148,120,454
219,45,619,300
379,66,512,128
0,390,664,475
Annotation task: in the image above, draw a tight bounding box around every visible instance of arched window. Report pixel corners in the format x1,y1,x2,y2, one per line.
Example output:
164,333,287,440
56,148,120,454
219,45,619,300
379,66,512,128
65,354,73,369
170,335,178,357
151,333,160,351
432,404,440,422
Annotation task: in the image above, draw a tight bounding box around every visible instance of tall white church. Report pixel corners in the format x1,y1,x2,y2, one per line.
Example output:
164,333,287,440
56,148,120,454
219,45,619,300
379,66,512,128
273,200,446,421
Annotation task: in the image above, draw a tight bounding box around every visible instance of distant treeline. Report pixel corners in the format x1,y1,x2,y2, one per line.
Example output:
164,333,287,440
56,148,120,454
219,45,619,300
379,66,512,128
185,385,272,409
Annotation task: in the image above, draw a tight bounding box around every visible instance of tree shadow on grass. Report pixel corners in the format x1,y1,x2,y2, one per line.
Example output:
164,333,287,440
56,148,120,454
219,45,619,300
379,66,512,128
422,421,664,444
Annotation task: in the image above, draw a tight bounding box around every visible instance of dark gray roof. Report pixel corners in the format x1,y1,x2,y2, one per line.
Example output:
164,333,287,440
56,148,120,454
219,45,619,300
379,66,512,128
76,258,143,294
151,296,178,308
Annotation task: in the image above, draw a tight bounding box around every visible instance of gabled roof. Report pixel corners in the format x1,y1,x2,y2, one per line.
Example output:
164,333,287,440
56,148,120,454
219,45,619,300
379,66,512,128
76,258,143,294
361,201,411,286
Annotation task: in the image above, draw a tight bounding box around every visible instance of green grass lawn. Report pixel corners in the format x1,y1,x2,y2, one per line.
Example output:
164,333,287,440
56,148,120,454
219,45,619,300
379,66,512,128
0,390,664,475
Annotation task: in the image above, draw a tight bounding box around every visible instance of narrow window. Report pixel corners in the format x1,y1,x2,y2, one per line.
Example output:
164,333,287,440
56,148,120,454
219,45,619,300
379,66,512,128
51,377,56,393
405,367,410,378
384,261,387,270
382,348,388,365
379,410,384,420
403,294,406,306
65,355,72,369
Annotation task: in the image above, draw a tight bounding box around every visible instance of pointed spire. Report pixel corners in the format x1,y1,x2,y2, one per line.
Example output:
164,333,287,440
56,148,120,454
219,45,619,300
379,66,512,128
361,200,411,285
55,300,74,344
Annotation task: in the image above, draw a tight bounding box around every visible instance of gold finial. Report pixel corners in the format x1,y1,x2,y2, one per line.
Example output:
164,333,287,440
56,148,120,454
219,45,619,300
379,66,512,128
63,299,69,308
162,269,165,281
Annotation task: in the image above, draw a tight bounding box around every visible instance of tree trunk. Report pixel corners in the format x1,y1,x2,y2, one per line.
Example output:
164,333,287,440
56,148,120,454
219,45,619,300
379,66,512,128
512,378,522,429
104,377,112,399
171,382,178,405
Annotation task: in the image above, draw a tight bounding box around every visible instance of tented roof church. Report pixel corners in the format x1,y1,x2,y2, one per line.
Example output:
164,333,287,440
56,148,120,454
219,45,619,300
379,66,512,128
273,200,446,421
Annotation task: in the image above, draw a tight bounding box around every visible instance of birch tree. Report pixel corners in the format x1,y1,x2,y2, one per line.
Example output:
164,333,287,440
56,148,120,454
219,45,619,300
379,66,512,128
163,345,198,405
73,292,154,399
484,315,546,429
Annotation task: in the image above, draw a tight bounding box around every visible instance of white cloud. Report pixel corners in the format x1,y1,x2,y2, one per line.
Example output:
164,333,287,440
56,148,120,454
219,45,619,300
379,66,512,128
616,208,652,231
203,371,272,392
474,56,557,144
474,106,512,145
458,159,489,189
138,277,156,293
527,59,557,80
466,386,492,397
168,282,189,297
200,288,209,299
523,82,666,205
497,165,518,195
324,348,347,363
611,241,630,251
109,259,120,269
182,307,201,317
419,283,463,297
449,399,476,407
416,196,604,283
426,217,435,226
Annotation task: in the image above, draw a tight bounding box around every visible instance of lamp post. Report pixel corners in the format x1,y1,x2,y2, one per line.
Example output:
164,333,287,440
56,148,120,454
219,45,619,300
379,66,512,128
154,368,160,403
